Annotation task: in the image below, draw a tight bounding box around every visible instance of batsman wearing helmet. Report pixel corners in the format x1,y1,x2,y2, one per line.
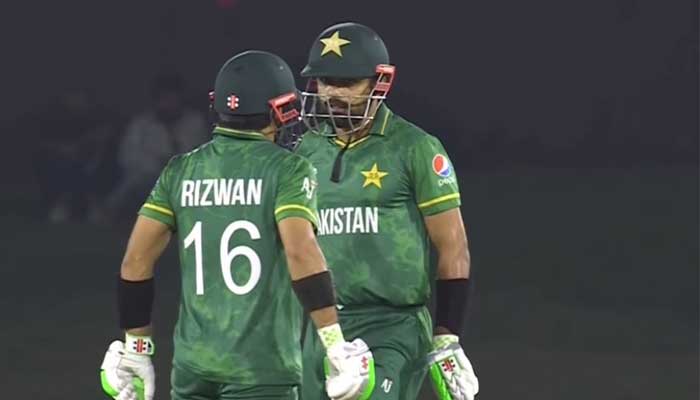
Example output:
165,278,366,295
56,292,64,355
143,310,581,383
297,23,479,400
98,50,373,400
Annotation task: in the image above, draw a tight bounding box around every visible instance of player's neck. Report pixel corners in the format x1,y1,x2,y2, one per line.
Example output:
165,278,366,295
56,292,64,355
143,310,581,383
260,123,277,142
335,121,372,144
334,100,383,144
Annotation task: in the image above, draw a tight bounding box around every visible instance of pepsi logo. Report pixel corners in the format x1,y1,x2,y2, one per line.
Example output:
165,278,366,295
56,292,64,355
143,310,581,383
432,154,452,177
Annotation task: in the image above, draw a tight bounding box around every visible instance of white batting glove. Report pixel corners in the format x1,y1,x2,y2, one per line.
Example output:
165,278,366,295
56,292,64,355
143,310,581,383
325,338,375,400
428,334,479,400
100,334,155,400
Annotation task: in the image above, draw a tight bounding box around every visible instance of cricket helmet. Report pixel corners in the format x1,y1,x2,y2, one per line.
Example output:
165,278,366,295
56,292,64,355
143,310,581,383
300,22,396,136
211,50,302,148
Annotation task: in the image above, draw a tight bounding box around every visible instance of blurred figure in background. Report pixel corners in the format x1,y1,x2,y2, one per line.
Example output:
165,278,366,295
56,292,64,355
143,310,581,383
102,72,208,219
32,88,120,223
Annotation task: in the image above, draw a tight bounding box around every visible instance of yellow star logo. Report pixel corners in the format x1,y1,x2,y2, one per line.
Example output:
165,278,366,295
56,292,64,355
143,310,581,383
320,31,351,57
361,163,389,188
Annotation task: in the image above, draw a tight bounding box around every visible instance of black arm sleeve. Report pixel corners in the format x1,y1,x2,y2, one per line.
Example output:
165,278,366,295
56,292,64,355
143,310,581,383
291,271,337,312
117,276,155,329
435,278,472,339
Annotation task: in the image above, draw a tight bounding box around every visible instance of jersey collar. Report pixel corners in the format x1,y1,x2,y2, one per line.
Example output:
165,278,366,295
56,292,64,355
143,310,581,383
213,125,267,141
330,104,393,149
369,104,392,136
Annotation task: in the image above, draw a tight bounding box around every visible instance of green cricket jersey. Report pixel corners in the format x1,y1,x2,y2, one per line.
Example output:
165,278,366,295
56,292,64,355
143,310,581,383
296,105,461,307
138,126,318,385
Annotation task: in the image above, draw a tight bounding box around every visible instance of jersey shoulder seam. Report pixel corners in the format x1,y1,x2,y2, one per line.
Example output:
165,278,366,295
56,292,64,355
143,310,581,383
170,139,215,165
388,113,438,145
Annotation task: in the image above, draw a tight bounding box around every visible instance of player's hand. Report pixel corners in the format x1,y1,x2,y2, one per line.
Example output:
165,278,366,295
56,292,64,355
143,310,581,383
324,338,375,400
100,336,155,400
428,334,479,400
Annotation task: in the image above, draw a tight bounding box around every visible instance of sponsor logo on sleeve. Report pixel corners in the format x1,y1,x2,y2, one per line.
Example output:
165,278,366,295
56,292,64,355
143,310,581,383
432,154,452,177
432,154,456,186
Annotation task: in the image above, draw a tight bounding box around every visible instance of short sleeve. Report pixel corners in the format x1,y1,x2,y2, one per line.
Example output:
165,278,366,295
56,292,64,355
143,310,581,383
138,159,176,230
410,135,461,216
274,156,319,228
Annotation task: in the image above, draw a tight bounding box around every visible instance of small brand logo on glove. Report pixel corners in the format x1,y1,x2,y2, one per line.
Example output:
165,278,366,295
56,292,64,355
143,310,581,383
132,338,153,354
125,334,155,356
360,355,369,373
441,357,457,373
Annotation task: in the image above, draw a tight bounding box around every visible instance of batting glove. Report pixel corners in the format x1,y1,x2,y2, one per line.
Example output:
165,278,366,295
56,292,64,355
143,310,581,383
428,334,479,400
100,334,155,400
325,338,375,400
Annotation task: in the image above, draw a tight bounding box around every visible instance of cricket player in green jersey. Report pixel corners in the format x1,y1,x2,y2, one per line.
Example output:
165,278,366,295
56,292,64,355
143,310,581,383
99,50,374,400
296,23,480,400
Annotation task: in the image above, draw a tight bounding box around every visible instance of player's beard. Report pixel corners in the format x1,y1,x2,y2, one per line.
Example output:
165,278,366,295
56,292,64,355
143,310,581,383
317,98,371,131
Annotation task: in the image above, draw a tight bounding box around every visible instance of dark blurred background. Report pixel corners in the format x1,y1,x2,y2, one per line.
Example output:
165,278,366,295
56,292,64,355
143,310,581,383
0,0,697,399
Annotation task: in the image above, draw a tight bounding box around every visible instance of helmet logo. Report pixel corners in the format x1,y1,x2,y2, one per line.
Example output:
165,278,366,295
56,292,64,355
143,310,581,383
432,154,452,177
320,31,351,57
226,94,240,110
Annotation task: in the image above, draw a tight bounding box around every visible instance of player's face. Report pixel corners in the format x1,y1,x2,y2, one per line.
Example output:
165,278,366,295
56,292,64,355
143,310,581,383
317,78,372,114
301,76,383,135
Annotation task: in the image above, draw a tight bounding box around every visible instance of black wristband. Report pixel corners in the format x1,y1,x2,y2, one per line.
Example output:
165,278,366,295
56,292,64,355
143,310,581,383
117,276,155,329
435,278,472,339
292,271,336,312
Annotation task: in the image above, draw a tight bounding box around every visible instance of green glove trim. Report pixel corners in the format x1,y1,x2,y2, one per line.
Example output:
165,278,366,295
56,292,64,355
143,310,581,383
323,357,376,400
429,363,453,400
99,370,145,400
358,358,376,400
133,377,145,400
100,370,118,398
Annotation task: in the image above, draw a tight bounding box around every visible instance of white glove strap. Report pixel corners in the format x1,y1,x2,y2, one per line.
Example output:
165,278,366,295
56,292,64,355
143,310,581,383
317,323,345,349
433,334,459,350
125,333,155,356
